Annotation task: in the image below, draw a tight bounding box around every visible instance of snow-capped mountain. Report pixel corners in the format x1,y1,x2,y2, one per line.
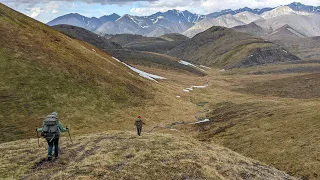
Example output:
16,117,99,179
234,11,262,24
288,2,320,13
255,13,320,37
49,10,203,37
184,12,258,37
184,3,320,38
206,7,273,18
261,6,313,19
99,13,121,24
149,10,205,24
47,2,320,37
47,13,120,31
95,10,198,37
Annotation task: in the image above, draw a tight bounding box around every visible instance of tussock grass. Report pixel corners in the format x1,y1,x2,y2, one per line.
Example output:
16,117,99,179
174,69,320,179
0,131,295,179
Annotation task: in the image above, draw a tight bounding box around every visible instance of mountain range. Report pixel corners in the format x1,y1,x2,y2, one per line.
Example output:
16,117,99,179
184,5,320,37
47,2,320,37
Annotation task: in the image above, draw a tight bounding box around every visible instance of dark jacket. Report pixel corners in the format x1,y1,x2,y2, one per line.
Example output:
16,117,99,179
134,118,145,128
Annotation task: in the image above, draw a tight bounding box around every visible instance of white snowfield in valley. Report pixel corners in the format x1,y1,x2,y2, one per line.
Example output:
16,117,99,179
179,60,205,71
190,119,210,124
112,57,166,82
183,84,208,92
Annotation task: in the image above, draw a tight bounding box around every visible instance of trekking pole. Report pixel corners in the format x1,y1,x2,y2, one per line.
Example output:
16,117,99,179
36,127,40,147
67,127,73,144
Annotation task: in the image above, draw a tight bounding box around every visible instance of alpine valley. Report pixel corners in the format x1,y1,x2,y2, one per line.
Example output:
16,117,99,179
1,1,320,180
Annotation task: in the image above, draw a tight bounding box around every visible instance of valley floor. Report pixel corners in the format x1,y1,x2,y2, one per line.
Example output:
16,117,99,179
133,65,320,179
1,64,319,179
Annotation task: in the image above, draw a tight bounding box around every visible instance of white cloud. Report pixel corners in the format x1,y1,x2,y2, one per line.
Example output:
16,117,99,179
130,0,320,15
29,7,43,18
130,0,202,15
52,9,58,14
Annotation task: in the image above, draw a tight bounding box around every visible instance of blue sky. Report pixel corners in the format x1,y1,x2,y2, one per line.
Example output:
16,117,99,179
1,0,320,23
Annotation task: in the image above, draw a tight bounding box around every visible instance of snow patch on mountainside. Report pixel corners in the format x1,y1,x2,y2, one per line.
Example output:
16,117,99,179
112,57,166,81
183,84,208,92
190,119,210,124
179,60,205,71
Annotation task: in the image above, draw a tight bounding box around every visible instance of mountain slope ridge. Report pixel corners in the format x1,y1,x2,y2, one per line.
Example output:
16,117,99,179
170,26,300,68
0,131,297,179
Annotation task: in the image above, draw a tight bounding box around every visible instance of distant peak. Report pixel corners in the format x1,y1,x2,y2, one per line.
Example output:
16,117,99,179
290,2,303,5
168,9,182,13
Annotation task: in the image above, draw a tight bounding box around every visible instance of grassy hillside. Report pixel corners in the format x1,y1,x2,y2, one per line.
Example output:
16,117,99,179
52,25,204,75
110,49,206,76
0,131,296,179
271,36,320,61
159,33,189,41
0,3,152,142
232,22,269,37
109,34,188,53
236,73,320,99
53,24,122,50
168,26,300,69
170,69,320,179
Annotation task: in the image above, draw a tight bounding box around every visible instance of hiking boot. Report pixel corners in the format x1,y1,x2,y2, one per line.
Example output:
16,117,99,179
48,157,52,161
55,157,59,160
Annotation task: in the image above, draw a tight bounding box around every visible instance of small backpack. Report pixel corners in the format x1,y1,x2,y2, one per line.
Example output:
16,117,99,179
41,115,60,141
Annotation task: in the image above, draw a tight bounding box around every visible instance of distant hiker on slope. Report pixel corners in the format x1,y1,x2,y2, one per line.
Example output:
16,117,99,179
135,116,145,136
36,112,68,161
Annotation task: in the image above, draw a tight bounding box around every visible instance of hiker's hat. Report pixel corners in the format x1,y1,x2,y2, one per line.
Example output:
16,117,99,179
138,116,141,118
52,112,58,117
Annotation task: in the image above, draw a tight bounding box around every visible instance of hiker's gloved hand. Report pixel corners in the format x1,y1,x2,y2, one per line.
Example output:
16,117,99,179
66,127,69,131
35,128,37,131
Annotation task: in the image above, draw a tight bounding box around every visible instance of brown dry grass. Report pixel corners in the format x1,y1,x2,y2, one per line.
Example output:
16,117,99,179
0,131,295,180
162,67,320,179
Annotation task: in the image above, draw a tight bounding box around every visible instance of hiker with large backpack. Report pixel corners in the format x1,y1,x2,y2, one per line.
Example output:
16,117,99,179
36,112,68,161
134,116,145,136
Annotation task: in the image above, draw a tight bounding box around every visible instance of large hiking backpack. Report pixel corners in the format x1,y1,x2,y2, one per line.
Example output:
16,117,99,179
41,115,60,141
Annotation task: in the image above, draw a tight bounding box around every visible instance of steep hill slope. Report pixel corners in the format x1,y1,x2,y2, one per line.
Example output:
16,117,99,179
159,33,189,41
47,13,101,31
232,22,270,37
169,26,300,69
270,36,320,61
0,3,152,142
0,131,297,179
109,33,188,53
183,14,245,38
109,50,206,76
233,11,262,24
42,26,202,75
266,24,307,41
255,13,320,37
53,24,122,50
